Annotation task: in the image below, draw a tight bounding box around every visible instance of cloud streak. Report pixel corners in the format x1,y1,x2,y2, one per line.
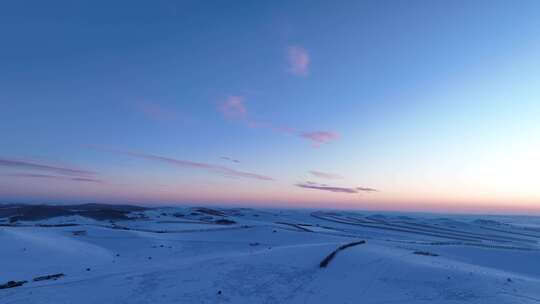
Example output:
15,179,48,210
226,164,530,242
287,46,310,76
218,96,339,146
0,158,96,177
356,187,378,192
97,148,273,181
5,173,103,183
221,156,240,164
296,181,377,194
309,170,343,179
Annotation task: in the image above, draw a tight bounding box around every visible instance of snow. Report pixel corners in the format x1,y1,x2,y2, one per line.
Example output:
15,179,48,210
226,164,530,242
1,207,540,303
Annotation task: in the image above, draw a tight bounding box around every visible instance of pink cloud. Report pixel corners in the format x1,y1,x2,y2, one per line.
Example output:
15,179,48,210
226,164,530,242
219,96,247,118
287,46,310,76
217,96,339,146
218,97,290,133
300,131,340,145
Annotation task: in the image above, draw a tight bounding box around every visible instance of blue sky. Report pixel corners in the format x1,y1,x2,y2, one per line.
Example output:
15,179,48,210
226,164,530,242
1,1,540,213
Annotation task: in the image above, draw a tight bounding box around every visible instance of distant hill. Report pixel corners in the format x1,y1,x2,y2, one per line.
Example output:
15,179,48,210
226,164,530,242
0,203,147,222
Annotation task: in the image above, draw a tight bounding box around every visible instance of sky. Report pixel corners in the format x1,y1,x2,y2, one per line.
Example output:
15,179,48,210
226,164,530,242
1,0,540,214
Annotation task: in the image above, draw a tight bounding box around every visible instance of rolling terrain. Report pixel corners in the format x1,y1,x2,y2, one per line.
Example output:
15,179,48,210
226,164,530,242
1,204,540,303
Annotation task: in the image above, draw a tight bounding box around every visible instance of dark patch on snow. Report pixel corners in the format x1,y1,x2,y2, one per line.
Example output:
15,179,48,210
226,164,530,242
33,273,64,282
0,280,27,289
38,223,79,227
194,207,225,217
319,240,366,268
473,219,503,226
413,251,439,257
215,219,236,225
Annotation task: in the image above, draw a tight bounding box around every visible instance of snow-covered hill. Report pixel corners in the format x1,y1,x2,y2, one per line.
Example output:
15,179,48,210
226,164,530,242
1,205,540,303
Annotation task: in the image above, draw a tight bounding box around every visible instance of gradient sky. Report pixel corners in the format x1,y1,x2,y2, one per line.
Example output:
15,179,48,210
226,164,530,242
1,1,540,214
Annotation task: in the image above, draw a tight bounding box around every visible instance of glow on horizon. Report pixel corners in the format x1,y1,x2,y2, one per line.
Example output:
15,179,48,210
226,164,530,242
1,1,540,215
1,168,539,215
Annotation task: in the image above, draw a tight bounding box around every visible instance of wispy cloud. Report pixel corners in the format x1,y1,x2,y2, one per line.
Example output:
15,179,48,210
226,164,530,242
218,96,339,146
296,183,357,193
5,173,103,183
221,156,240,164
96,148,273,181
300,131,340,145
0,158,96,177
138,102,177,123
6,173,60,179
296,181,377,194
309,170,343,179
356,187,378,192
287,46,310,76
219,96,247,119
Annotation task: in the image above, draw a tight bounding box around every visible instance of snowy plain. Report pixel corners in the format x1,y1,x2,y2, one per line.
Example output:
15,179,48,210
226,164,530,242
1,204,540,303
